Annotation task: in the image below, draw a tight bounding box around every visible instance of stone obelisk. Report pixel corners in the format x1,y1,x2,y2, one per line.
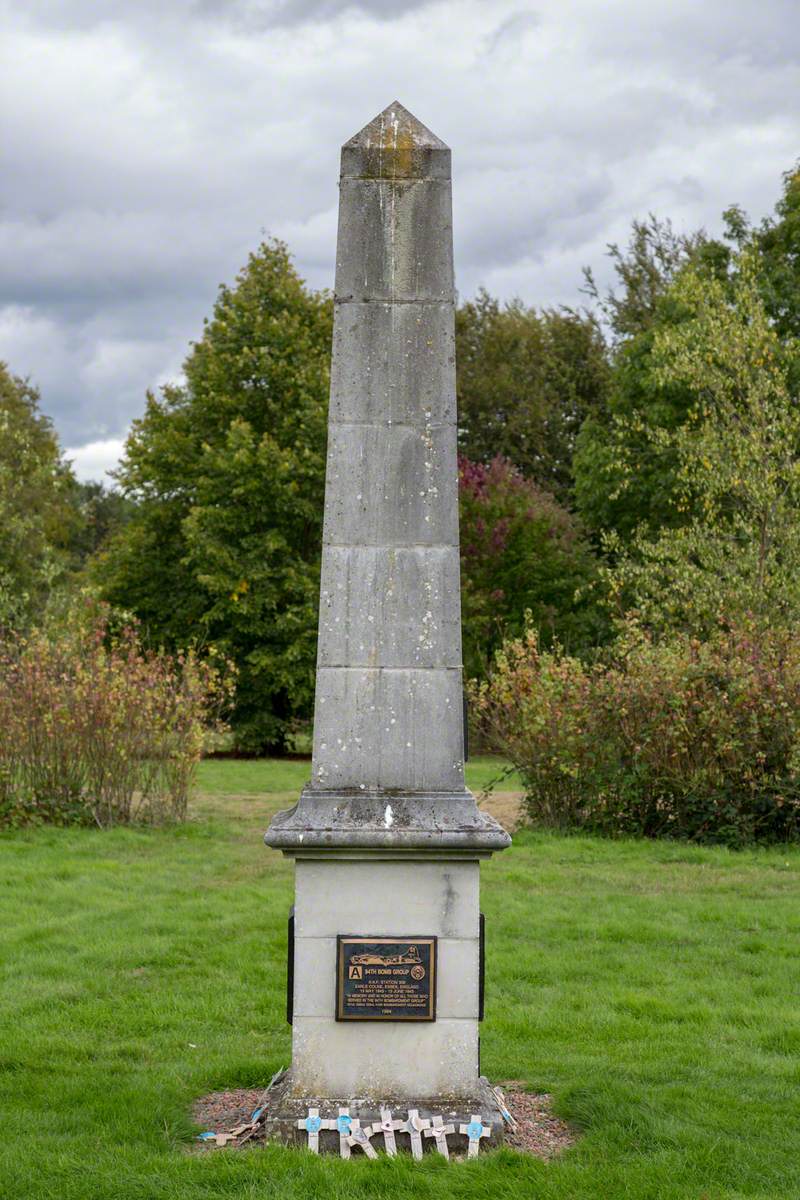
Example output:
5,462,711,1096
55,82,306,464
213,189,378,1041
266,102,509,1121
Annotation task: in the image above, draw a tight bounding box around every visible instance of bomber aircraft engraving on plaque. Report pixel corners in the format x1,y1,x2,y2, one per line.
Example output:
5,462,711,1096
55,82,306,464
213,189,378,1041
336,936,437,1021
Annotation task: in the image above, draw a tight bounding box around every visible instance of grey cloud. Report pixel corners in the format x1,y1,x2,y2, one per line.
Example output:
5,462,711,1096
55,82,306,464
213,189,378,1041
200,0,437,28
15,0,437,32
483,9,541,56
1,0,799,466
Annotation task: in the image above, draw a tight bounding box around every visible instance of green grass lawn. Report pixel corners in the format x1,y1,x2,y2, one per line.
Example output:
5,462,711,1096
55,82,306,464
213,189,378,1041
194,754,522,796
1,759,798,1199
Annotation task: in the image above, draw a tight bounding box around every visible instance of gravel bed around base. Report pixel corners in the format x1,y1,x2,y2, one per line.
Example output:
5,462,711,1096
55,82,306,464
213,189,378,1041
192,1088,265,1133
192,1083,575,1159
499,1086,575,1158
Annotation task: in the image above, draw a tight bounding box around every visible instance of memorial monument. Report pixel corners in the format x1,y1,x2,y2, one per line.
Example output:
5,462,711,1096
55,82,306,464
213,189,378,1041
264,101,511,1153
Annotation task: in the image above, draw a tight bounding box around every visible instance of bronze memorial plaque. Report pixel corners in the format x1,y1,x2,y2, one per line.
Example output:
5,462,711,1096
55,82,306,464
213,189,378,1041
336,935,437,1021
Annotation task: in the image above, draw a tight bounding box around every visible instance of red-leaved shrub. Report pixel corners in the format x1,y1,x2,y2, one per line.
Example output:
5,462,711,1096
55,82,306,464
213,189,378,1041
458,454,605,679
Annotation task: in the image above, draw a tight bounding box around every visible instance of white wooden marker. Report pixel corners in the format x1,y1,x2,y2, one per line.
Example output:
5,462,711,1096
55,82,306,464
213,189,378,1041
459,1114,492,1158
491,1085,517,1131
400,1109,430,1160
347,1121,378,1159
370,1107,404,1157
424,1114,455,1158
296,1107,323,1153
335,1106,353,1159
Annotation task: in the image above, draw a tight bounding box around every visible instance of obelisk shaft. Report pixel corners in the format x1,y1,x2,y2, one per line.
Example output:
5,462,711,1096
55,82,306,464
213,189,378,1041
311,102,465,795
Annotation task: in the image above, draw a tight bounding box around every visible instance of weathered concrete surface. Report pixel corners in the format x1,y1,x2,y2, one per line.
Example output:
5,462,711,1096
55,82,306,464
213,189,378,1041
312,667,464,792
292,1016,480,1098
335,180,454,302
265,99,511,827
339,103,451,181
266,787,511,852
329,302,455,427
294,860,479,938
317,546,461,669
321,421,458,549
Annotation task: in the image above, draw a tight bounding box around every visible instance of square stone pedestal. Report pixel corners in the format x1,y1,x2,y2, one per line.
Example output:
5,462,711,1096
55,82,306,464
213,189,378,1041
264,787,510,1151
290,856,481,1098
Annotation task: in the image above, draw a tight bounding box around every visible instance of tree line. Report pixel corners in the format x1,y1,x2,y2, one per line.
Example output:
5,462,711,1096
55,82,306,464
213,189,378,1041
3,162,800,757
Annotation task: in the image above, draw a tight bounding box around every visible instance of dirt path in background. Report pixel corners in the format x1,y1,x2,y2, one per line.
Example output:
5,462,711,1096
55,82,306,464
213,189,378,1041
479,791,525,832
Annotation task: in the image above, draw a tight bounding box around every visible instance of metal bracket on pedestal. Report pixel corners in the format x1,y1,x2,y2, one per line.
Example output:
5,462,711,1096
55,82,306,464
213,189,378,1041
286,906,294,1025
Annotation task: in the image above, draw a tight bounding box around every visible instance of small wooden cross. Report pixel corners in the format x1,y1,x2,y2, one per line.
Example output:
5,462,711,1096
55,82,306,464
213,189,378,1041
347,1121,378,1159
400,1108,430,1160
424,1114,455,1158
459,1114,492,1158
295,1107,325,1153
490,1086,517,1131
368,1106,404,1157
334,1107,353,1159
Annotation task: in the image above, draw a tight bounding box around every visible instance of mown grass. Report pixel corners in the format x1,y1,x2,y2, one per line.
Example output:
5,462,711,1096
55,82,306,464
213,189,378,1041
1,759,798,1199
194,754,522,795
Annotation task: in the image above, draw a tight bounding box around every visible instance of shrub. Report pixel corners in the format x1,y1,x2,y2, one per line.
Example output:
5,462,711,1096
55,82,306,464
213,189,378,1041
0,606,232,827
473,620,800,844
458,455,606,680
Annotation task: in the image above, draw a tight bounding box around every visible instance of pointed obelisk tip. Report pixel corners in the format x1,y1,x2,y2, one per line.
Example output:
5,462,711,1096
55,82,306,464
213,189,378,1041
341,101,450,180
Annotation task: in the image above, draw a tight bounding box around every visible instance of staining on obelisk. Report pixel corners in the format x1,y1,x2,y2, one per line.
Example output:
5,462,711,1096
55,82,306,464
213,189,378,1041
266,102,509,1115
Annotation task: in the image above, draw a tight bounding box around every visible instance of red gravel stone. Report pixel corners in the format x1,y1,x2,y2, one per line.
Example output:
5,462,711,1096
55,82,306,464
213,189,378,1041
192,1088,265,1136
500,1087,575,1158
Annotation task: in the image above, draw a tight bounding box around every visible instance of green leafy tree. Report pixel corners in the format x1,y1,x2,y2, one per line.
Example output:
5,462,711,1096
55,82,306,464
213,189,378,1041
96,241,333,752
575,216,732,539
601,251,800,635
723,164,800,343
581,214,712,342
573,171,800,544
455,291,609,499
68,481,135,564
459,455,605,679
0,363,79,628
573,323,696,541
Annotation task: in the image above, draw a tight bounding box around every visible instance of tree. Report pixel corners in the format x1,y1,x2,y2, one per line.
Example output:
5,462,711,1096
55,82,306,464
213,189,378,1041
455,291,609,499
581,214,717,342
459,455,606,679
723,163,800,344
68,481,135,564
574,217,731,540
95,241,333,752
0,363,79,628
573,325,696,542
600,251,800,636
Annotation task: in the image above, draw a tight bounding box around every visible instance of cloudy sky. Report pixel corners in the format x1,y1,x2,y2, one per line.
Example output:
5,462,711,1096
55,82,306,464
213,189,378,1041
2,0,799,480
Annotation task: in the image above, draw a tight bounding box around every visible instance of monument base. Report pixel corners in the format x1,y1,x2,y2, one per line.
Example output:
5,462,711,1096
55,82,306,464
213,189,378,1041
266,786,511,855
262,1069,506,1154
265,788,509,1107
